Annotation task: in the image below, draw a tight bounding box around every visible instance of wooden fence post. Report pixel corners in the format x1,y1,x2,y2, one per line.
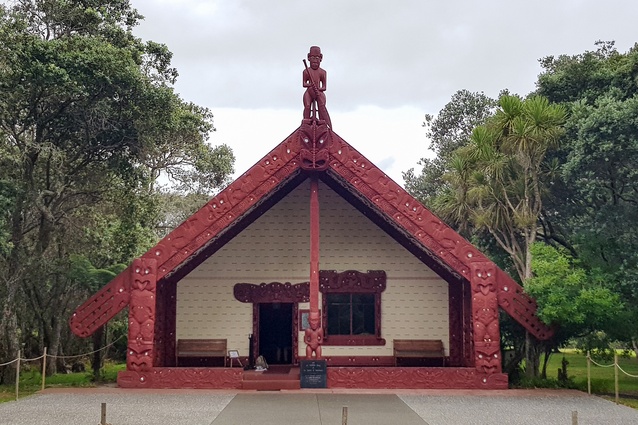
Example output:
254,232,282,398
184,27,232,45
587,350,591,395
15,350,20,401
41,347,47,391
614,352,619,404
101,402,107,425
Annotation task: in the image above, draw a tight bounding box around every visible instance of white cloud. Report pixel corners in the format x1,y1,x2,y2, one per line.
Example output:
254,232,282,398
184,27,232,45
130,0,638,186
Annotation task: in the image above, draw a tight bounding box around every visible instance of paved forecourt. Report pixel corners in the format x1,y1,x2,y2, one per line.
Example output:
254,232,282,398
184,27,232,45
1,388,638,425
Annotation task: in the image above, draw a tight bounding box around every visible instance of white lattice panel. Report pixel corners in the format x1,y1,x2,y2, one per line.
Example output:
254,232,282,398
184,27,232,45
177,179,449,357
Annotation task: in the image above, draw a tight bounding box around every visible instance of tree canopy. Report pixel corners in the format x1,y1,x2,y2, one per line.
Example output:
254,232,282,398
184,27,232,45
0,0,234,380
407,41,638,378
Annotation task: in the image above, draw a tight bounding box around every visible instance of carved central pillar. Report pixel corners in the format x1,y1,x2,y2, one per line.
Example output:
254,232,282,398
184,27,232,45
305,177,324,358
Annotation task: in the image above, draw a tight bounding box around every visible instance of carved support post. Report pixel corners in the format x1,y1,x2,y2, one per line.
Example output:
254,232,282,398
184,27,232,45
470,262,502,374
448,281,463,367
305,177,324,358
463,280,474,367
127,258,157,372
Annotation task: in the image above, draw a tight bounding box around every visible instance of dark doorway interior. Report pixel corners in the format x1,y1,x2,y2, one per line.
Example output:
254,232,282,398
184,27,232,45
259,303,293,365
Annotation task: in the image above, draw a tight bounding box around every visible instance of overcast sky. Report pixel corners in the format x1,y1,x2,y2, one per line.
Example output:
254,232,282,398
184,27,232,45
130,0,637,185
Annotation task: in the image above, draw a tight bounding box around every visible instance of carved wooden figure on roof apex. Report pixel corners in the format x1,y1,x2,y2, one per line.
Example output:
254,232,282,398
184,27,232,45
303,46,331,128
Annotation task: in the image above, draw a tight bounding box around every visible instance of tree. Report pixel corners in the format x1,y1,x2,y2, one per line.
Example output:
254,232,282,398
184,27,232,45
403,90,496,205
537,41,638,356
433,94,566,378
435,95,566,282
136,94,235,195
0,0,234,380
525,243,621,377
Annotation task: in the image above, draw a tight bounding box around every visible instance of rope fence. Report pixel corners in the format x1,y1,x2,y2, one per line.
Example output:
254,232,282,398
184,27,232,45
0,334,125,401
586,351,638,404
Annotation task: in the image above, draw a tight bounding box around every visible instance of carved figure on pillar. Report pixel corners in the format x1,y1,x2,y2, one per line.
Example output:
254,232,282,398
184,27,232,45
304,312,323,359
470,262,502,374
303,46,332,129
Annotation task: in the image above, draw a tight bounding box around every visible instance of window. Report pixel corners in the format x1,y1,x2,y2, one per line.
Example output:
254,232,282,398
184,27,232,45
326,293,375,336
320,270,386,346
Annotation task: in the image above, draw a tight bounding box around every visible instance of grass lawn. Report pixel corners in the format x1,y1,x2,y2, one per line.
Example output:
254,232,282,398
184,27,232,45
0,362,125,403
544,350,638,395
542,350,638,409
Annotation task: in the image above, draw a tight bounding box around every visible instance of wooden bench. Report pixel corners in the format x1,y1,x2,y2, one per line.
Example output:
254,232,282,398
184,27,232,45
176,339,227,367
393,339,446,367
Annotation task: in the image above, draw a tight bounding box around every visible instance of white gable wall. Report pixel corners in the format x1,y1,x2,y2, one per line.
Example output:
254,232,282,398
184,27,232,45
176,179,449,357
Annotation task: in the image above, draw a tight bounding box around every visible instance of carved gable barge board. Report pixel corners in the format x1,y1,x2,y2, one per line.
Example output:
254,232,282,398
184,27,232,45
160,171,308,286
319,172,464,286
147,135,305,282
71,122,553,342
70,129,304,337
324,133,552,340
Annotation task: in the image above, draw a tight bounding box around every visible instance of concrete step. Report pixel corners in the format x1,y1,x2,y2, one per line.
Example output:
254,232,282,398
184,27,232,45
242,379,301,390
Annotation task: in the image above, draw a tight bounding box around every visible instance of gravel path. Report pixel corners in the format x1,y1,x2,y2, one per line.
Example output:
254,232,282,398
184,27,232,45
0,391,235,425
400,393,638,425
1,388,638,425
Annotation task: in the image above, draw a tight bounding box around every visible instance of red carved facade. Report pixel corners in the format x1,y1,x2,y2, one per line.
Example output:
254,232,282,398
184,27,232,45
71,100,552,389
470,262,502,374
328,367,508,389
126,258,157,372
118,368,243,389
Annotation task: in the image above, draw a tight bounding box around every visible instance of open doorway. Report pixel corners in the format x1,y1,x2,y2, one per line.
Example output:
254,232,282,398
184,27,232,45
258,303,293,365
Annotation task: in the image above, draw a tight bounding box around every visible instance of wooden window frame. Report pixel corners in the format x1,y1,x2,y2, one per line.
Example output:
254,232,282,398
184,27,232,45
320,270,386,346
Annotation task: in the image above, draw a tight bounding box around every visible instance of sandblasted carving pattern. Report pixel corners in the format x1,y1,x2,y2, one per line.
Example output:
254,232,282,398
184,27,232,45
69,267,130,338
118,368,242,389
327,367,508,389
152,281,166,367
470,262,501,374
126,258,157,372
299,121,331,171
319,270,386,293
463,281,474,367
165,283,177,367
292,303,299,364
233,282,310,303
496,268,552,340
252,304,259,365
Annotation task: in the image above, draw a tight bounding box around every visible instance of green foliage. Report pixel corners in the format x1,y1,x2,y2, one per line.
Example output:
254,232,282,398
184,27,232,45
0,361,126,403
538,41,638,348
525,243,621,333
0,0,233,370
403,89,496,206
435,94,566,282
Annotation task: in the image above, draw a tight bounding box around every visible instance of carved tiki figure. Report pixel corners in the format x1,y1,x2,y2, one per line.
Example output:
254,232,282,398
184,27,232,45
303,46,332,128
